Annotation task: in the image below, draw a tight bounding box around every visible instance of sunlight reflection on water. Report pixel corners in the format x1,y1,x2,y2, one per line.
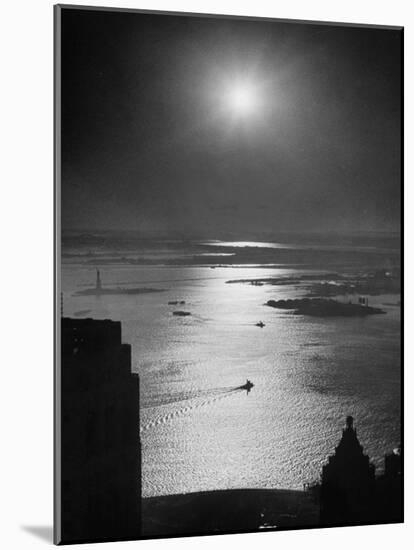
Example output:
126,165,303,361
62,264,401,497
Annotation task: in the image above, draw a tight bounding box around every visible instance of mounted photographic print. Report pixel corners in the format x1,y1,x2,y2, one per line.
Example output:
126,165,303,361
54,4,403,544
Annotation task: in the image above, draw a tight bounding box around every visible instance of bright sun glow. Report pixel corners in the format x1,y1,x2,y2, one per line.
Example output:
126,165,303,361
227,84,257,116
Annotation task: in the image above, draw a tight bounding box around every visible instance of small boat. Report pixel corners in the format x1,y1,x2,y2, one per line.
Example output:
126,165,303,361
256,321,265,328
239,379,254,394
173,310,191,317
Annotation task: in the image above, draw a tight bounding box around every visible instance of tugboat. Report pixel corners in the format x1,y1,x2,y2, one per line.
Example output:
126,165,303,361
239,379,254,394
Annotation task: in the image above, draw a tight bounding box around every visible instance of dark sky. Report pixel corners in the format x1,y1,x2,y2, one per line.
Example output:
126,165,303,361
60,8,402,237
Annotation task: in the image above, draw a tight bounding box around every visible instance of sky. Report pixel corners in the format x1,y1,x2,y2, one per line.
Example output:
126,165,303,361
60,8,402,237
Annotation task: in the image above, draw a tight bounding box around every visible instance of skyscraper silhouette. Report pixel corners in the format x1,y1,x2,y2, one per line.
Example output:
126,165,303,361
320,416,376,525
59,317,141,543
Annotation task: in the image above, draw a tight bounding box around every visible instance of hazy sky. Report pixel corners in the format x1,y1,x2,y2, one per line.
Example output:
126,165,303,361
61,8,402,237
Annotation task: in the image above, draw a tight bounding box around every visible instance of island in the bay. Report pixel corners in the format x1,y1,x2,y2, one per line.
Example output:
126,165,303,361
226,268,400,297
266,298,385,317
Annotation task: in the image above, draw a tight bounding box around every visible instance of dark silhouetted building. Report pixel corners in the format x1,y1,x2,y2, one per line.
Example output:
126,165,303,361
376,447,403,523
384,447,402,478
320,416,376,526
59,317,141,543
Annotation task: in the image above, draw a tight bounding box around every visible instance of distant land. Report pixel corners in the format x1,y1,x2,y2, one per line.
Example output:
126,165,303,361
61,229,400,271
266,298,385,317
227,268,400,297
74,287,164,297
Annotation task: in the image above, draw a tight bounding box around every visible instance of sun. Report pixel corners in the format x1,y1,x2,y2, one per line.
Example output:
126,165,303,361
227,83,257,116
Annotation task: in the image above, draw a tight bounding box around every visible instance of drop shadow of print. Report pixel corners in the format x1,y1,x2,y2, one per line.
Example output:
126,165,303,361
21,526,53,543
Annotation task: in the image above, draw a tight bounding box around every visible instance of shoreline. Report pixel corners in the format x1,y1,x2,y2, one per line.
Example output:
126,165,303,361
142,488,319,536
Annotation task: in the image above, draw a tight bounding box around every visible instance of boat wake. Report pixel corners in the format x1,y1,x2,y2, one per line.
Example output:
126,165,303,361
141,386,240,410
140,386,242,434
